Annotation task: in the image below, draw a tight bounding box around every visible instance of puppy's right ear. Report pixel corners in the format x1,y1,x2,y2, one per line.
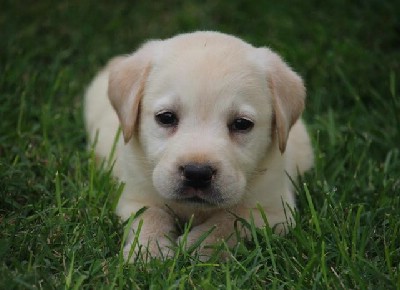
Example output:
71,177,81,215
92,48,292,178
108,42,157,143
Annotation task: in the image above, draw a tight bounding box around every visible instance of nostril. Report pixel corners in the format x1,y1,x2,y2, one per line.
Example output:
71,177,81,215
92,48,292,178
181,163,216,189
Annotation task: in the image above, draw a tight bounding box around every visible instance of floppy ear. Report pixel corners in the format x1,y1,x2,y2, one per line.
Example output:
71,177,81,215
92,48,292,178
261,49,306,153
107,42,157,143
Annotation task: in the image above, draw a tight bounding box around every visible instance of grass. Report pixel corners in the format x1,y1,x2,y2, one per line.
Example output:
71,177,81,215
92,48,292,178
1,0,399,288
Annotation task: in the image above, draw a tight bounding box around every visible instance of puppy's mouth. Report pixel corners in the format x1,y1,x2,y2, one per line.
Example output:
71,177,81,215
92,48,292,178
181,196,213,205
174,187,223,206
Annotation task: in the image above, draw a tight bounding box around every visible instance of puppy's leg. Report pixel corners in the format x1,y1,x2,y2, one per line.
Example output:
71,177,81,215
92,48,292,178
179,206,294,260
177,210,240,260
123,207,177,261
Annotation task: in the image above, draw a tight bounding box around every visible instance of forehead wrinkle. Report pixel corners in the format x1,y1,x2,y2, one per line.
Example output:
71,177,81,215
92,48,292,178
190,71,263,119
146,48,268,122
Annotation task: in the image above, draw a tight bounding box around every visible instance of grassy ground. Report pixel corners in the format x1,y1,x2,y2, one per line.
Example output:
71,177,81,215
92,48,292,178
1,0,399,289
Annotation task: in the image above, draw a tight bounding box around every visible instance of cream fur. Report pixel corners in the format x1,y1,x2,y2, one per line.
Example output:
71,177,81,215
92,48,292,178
84,31,313,261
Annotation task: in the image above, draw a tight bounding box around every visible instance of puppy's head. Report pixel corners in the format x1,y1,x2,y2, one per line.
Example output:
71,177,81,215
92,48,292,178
108,32,305,208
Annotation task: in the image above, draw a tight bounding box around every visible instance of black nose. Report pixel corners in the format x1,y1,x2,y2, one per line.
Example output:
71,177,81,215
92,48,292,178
180,163,215,189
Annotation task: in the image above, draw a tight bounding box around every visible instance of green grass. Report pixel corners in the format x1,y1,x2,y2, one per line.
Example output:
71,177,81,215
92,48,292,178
1,0,399,288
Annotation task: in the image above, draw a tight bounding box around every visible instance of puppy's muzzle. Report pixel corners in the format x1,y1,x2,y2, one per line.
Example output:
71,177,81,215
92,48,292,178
175,163,222,205
180,163,216,189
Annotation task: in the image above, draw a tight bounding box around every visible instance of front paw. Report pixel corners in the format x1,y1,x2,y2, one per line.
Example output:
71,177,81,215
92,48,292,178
120,207,177,262
123,235,174,262
177,227,231,261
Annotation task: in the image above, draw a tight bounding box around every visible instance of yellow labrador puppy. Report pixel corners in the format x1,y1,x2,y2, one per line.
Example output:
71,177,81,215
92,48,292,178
84,31,313,260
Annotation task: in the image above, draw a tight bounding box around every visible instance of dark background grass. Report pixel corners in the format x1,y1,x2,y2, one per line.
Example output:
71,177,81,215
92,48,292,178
1,0,399,288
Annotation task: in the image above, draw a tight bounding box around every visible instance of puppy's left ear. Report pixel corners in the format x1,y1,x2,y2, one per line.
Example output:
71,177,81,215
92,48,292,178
259,48,306,153
107,42,157,143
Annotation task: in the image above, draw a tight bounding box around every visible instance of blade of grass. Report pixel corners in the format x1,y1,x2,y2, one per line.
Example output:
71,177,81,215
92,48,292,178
55,170,62,214
304,183,321,236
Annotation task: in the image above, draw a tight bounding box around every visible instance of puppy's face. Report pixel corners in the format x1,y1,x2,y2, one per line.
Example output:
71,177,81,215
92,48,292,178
140,51,273,207
108,32,305,208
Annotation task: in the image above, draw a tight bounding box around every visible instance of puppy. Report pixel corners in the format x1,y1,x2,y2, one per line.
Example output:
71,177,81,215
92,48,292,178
84,31,313,260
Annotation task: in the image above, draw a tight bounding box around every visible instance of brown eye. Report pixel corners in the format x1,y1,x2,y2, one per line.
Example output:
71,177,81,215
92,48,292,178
155,111,178,127
229,118,254,132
